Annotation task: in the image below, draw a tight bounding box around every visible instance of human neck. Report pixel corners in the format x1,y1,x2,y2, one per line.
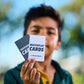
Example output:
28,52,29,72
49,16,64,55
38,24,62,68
35,56,52,72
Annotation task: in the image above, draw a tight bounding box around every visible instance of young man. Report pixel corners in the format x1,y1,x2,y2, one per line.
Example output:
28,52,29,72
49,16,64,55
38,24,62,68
4,5,73,84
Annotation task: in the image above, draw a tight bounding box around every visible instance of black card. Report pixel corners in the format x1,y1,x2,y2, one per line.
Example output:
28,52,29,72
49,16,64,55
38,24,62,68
15,35,29,60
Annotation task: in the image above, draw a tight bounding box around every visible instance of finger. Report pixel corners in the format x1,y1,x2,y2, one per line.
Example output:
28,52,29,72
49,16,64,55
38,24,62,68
30,68,37,80
24,58,35,79
35,71,40,83
20,59,30,78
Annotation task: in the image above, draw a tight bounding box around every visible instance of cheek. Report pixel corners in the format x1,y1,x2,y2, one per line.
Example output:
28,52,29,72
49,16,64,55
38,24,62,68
50,37,58,46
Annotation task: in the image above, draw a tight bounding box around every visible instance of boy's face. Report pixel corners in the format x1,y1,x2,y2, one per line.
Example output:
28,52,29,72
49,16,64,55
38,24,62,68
26,17,61,58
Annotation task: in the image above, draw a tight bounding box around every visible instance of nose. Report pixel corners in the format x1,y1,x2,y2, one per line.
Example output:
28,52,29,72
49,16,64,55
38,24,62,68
40,29,47,36
40,29,48,42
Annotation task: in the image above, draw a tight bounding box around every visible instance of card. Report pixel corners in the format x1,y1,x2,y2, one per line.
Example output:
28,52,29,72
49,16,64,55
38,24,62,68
15,35,45,62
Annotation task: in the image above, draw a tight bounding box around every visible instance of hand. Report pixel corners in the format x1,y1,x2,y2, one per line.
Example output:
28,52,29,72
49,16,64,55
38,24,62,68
20,58,40,84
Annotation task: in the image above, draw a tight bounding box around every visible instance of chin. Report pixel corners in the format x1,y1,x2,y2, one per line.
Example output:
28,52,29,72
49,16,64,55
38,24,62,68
45,53,52,59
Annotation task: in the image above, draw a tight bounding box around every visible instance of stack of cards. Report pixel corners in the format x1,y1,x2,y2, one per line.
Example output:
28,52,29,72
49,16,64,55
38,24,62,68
15,35,45,62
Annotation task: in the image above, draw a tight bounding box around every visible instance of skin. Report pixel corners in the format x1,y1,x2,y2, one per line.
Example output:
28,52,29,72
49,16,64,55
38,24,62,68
20,17,61,84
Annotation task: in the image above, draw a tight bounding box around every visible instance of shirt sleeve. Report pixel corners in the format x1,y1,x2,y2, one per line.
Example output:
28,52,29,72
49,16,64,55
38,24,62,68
68,73,73,84
61,70,73,84
64,71,73,84
4,71,17,84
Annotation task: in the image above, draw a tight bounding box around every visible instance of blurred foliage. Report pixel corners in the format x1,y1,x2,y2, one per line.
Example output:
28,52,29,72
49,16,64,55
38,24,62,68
0,2,11,21
60,0,84,54
0,80,3,84
0,1,23,40
60,0,84,25
59,0,84,74
73,73,84,84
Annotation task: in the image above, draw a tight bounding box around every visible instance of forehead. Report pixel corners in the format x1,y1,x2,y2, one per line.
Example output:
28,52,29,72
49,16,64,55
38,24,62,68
28,17,58,29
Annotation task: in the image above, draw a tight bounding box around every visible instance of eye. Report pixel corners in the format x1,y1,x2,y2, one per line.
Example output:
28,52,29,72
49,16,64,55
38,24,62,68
31,30,39,33
47,31,54,35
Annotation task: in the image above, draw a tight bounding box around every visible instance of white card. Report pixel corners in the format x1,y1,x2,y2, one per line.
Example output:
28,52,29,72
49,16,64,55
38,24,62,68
29,35,45,61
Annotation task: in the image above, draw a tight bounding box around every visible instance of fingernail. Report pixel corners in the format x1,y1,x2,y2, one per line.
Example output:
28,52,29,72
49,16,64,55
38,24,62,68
37,71,41,76
31,58,35,62
26,59,31,62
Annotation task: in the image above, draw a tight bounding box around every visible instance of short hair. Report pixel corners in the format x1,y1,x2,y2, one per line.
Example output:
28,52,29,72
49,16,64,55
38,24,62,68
24,4,63,41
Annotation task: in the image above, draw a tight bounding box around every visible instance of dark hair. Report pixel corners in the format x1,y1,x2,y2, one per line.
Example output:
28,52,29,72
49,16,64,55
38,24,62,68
24,4,63,41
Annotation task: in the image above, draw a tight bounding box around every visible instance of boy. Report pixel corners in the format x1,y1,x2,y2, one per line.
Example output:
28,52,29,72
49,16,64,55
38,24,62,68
4,4,73,84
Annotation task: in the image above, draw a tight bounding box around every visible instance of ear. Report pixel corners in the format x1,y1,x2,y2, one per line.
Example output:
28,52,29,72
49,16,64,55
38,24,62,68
55,41,61,50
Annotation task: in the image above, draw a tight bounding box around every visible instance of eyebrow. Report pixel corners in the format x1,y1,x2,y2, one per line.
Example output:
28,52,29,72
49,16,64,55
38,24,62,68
31,25,42,29
30,25,57,31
